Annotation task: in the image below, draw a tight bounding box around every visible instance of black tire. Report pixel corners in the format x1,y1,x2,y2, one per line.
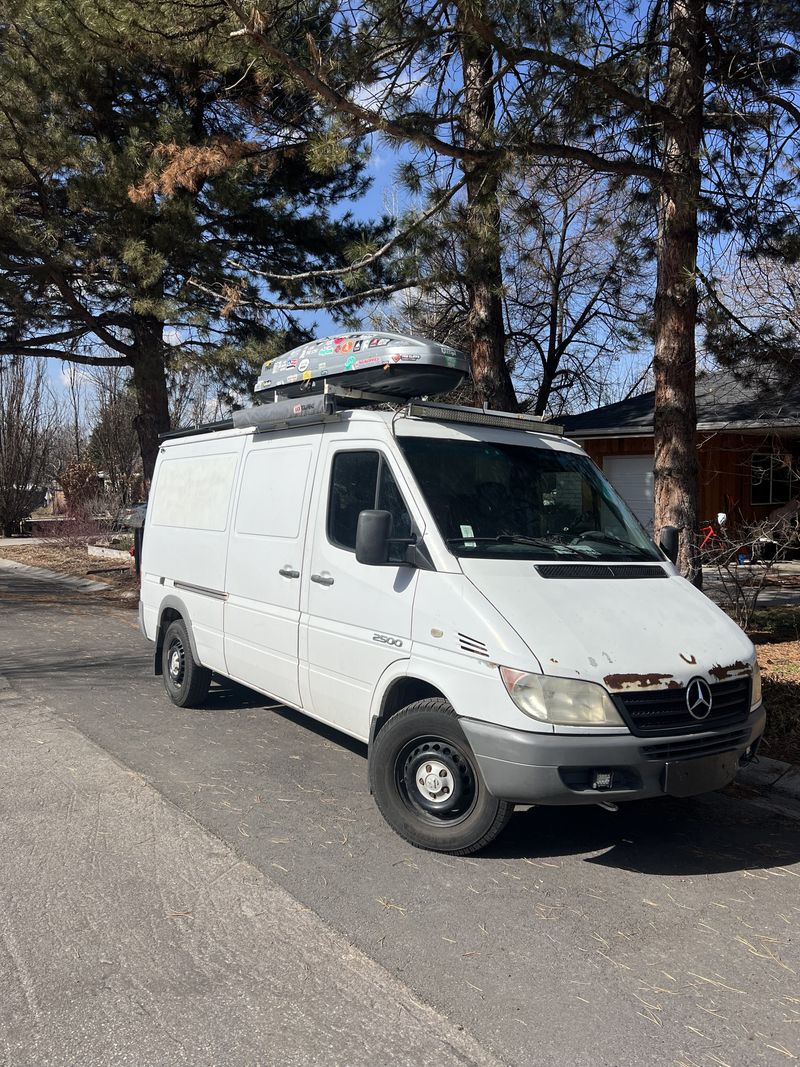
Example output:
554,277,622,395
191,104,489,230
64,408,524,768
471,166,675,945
161,619,211,708
370,698,513,855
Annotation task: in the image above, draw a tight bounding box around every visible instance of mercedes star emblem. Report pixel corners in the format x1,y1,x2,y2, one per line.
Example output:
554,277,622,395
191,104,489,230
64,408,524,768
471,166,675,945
686,677,713,720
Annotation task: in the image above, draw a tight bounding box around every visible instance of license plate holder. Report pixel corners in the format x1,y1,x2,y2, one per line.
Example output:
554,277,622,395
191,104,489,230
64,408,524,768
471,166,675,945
663,751,740,797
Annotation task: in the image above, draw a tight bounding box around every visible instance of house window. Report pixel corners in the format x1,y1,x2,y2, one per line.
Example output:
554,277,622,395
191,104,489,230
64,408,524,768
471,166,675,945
751,453,797,506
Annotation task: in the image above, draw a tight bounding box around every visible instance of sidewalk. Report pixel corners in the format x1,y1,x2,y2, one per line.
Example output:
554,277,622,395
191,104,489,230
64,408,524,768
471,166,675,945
702,562,800,608
0,678,497,1067
0,555,113,592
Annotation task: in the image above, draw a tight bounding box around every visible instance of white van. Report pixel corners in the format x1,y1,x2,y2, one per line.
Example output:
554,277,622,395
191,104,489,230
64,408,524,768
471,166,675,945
140,396,765,855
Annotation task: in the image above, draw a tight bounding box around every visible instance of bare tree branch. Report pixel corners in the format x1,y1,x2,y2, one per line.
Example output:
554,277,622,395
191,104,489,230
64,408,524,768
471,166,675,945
454,3,683,133
0,346,128,366
228,176,468,284
188,275,420,311
224,1,665,184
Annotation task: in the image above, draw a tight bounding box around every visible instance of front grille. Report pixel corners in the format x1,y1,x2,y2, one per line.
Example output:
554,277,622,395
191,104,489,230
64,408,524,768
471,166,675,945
615,677,751,736
641,726,751,761
535,564,667,579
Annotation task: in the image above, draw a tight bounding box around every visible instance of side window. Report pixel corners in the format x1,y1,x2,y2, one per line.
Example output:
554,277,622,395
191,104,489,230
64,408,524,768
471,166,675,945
328,450,413,558
328,451,380,548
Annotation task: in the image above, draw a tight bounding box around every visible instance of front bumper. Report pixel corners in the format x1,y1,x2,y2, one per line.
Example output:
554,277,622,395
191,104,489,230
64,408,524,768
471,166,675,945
460,704,766,805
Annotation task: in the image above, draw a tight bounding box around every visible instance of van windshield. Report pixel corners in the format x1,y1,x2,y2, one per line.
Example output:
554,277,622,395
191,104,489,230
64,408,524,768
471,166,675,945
398,436,661,562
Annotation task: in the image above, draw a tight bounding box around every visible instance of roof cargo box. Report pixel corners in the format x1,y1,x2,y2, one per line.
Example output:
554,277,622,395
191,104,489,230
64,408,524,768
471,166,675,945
254,332,468,401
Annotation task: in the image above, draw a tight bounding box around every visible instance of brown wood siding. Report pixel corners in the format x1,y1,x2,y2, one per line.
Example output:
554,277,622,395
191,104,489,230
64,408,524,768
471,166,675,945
576,431,799,525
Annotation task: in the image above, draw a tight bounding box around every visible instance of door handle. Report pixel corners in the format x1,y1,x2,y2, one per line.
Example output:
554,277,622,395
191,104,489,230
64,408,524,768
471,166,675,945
310,573,335,587
279,566,300,579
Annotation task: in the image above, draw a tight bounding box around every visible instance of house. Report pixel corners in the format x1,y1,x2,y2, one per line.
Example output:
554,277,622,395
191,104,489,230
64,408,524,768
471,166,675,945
560,369,800,532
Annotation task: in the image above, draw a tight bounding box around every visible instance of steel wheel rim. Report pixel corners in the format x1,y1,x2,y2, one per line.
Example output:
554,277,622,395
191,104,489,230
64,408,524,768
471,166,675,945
167,637,185,687
396,735,478,825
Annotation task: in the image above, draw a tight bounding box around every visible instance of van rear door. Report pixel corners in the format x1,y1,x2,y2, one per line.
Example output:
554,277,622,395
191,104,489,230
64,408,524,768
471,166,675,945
301,440,419,739
224,432,317,707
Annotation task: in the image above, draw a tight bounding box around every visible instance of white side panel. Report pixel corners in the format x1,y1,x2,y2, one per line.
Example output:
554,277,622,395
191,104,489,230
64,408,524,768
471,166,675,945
150,453,238,531
142,438,243,673
603,454,654,532
224,435,317,707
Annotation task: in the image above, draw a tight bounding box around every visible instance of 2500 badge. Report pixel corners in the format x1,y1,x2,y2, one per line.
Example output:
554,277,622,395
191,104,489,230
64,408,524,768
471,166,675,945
372,633,404,648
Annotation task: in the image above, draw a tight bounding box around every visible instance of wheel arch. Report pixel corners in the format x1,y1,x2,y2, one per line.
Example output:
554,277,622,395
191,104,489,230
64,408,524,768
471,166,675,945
154,596,200,676
368,672,451,790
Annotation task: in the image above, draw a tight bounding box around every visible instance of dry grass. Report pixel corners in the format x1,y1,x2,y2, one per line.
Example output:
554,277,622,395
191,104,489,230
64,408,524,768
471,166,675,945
0,541,138,605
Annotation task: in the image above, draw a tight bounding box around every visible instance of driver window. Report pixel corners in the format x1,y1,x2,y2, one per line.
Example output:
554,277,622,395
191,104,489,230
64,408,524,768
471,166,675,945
328,450,413,558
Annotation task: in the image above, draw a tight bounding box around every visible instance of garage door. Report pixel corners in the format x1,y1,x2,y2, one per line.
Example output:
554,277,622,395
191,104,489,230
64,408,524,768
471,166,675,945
603,455,654,532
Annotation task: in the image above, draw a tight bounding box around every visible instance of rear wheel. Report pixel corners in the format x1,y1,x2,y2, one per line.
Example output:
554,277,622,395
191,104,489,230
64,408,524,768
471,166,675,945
370,698,513,855
161,619,211,708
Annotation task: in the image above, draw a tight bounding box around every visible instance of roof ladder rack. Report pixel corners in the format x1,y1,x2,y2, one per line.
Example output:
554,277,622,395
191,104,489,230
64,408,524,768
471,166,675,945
160,386,564,441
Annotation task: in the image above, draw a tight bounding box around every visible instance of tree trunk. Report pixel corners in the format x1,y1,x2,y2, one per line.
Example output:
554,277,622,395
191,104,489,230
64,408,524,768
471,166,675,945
653,0,704,583
459,16,518,412
130,314,170,484
534,276,563,415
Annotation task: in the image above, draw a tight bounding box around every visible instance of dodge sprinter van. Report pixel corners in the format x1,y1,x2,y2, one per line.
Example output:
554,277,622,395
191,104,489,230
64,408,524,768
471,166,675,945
140,349,765,855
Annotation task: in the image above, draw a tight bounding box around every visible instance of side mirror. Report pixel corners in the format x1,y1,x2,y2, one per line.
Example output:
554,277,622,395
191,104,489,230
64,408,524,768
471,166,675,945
355,509,393,566
659,525,679,565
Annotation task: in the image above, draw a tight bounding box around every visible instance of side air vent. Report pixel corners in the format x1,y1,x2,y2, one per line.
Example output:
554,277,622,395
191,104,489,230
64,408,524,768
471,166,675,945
458,633,489,657
535,564,668,580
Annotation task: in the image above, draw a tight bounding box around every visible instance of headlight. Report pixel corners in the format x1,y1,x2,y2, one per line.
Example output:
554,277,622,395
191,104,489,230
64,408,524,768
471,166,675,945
751,661,762,709
500,668,625,727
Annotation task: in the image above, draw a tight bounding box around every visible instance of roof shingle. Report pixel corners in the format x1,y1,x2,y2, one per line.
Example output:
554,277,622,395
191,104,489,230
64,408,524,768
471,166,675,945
561,368,800,436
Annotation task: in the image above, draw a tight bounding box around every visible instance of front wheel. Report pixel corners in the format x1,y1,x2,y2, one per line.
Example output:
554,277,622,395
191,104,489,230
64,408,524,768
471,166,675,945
370,699,513,855
161,619,211,708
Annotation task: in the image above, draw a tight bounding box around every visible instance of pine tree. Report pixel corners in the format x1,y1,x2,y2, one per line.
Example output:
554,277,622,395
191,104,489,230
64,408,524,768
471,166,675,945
0,0,386,477
223,0,799,580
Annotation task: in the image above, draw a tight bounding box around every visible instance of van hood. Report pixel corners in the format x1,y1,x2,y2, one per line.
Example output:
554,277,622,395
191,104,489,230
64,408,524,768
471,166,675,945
459,559,755,691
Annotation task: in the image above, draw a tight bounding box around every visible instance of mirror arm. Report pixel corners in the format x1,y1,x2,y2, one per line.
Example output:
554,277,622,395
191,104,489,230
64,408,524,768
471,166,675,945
404,537,435,571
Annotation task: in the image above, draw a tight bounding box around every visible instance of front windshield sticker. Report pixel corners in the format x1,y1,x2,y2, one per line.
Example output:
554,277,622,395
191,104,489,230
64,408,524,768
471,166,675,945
459,524,476,548
400,437,661,564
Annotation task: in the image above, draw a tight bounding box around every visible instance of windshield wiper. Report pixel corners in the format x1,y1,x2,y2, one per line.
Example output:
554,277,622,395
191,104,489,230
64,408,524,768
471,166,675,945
572,530,650,556
446,535,583,557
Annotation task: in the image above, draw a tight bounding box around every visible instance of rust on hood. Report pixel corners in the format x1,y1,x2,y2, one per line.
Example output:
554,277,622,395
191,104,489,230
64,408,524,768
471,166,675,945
709,661,750,681
603,672,675,692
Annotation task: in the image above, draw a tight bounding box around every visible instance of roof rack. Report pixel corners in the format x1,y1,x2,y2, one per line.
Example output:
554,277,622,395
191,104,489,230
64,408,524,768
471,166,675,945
406,401,564,436
159,385,563,442
157,386,383,443
159,418,234,442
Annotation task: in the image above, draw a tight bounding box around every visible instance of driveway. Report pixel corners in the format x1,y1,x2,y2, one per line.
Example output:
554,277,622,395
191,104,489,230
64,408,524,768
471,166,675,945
1,565,799,1066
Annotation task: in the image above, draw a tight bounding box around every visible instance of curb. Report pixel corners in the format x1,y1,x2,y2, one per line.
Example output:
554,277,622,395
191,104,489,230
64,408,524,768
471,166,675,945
737,754,800,801
0,556,113,592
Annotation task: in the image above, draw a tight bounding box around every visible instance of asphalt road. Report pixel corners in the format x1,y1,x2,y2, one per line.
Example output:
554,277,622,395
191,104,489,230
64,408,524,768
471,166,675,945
2,565,799,1066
